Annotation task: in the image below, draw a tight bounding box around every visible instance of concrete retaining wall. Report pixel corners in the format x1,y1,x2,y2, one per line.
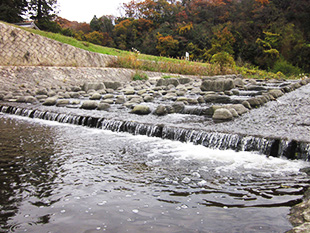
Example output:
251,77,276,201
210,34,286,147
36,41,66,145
0,22,116,67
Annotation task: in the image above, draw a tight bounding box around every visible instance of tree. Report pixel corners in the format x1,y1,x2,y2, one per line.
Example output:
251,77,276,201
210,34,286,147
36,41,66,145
28,0,58,21
0,0,28,23
156,33,179,57
90,15,100,31
85,31,112,46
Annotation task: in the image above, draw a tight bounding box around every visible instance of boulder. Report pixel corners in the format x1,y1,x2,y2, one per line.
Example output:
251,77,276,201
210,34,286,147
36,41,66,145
247,98,261,108
123,88,136,95
43,97,58,106
156,78,180,87
242,101,251,109
81,100,98,110
56,99,70,107
212,108,233,121
201,78,235,92
204,94,231,104
178,77,191,84
172,102,185,113
103,81,122,90
68,92,80,98
98,103,111,111
155,105,168,116
143,95,154,102
268,89,284,98
101,99,114,104
115,96,126,104
234,78,245,87
82,82,105,92
131,105,151,115
24,96,37,103
229,104,248,115
35,88,48,96
89,93,102,100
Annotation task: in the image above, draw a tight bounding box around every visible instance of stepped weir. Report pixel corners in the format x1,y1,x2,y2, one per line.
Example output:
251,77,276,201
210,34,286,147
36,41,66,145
1,104,309,160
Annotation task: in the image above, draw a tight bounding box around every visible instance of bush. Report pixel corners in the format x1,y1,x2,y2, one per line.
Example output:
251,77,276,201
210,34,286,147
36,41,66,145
132,72,148,81
272,59,302,77
210,52,235,69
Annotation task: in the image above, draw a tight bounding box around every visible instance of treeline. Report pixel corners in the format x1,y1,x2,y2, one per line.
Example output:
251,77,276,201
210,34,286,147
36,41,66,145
2,0,310,75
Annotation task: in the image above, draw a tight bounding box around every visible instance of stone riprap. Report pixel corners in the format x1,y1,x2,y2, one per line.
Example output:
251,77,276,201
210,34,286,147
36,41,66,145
0,65,309,123
0,22,115,67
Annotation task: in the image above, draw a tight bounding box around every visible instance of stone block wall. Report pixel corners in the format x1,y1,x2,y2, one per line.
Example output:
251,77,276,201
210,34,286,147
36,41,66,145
0,22,116,67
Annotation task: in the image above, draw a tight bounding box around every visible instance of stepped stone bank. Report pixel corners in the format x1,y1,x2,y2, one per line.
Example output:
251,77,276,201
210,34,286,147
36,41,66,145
1,22,310,232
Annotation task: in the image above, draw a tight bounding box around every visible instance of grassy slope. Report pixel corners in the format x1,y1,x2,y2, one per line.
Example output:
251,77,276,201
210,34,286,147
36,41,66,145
16,24,288,79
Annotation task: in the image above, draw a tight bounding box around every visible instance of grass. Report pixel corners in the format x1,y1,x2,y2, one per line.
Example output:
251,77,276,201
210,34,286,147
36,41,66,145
9,22,297,79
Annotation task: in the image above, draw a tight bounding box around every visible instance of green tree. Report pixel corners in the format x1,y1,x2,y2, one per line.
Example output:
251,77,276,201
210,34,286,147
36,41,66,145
90,15,100,31
0,0,28,23
28,0,58,21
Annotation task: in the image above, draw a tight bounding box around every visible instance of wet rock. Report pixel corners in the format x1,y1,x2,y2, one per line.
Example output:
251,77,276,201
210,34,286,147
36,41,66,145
48,90,57,97
82,82,105,92
204,94,231,104
138,89,147,95
98,103,111,111
24,96,37,103
227,108,239,117
176,90,186,96
103,81,122,90
128,95,143,103
68,92,80,98
71,86,82,92
178,77,191,84
89,92,102,100
101,99,114,104
81,100,98,110
16,96,27,103
35,88,48,96
155,105,168,116
234,78,245,87
156,78,180,87
36,95,48,101
247,98,261,108
212,108,233,121
115,96,126,104
246,85,267,91
56,99,70,107
102,94,114,99
197,96,205,103
123,88,136,95
172,102,185,113
43,97,58,106
242,101,251,109
268,89,284,98
131,105,151,115
143,95,154,102
201,78,235,92
229,104,248,115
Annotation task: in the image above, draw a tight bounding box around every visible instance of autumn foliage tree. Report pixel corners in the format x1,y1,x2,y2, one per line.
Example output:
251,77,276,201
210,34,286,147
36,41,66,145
19,0,309,74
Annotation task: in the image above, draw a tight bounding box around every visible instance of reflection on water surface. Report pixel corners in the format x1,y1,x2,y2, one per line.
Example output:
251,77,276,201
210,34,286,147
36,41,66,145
0,114,309,233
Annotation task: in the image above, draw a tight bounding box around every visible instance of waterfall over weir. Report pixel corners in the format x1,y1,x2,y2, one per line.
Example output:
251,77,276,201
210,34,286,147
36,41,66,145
1,104,309,160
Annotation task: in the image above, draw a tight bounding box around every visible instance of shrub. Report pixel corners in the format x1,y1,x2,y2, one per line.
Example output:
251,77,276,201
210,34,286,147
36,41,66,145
132,72,148,81
272,59,302,77
210,52,235,70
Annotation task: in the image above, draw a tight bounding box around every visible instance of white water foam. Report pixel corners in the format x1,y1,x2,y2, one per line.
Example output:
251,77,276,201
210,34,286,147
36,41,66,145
2,114,309,177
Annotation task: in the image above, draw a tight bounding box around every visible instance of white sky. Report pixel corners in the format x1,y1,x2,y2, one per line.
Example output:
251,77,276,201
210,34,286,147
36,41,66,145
57,0,131,23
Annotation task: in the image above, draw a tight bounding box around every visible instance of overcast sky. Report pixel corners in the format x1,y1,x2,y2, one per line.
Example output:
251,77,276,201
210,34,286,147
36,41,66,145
57,0,131,23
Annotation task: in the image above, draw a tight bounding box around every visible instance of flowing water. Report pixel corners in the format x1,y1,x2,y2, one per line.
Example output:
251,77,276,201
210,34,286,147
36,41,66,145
0,113,310,233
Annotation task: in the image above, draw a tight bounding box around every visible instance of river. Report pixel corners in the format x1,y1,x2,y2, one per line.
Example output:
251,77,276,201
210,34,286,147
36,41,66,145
0,114,309,232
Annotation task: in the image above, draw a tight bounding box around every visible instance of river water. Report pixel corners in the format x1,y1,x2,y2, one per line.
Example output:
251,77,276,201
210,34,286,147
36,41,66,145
1,114,310,233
